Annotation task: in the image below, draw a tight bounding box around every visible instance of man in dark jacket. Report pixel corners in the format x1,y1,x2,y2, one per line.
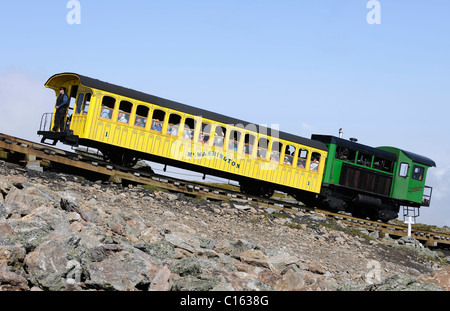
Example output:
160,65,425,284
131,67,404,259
52,87,69,131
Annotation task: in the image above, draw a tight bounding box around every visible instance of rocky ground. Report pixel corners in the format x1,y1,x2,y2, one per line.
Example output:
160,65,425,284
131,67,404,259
0,160,449,292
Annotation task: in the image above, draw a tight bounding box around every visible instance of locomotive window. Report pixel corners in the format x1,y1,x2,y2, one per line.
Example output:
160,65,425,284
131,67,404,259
284,145,296,166
83,93,91,115
100,96,115,119
336,146,356,163
199,122,212,143
167,114,181,136
399,162,409,177
357,152,372,167
213,126,226,147
243,133,255,156
270,141,282,162
257,137,269,159
151,109,165,132
182,117,196,140
134,105,149,128
228,130,241,151
412,165,424,181
373,157,394,173
310,152,321,171
297,148,308,169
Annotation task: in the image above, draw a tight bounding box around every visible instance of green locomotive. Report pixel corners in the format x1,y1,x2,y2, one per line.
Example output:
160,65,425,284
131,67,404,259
306,135,435,222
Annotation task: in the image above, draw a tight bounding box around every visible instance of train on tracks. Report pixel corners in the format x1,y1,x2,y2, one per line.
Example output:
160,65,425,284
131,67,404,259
37,73,435,222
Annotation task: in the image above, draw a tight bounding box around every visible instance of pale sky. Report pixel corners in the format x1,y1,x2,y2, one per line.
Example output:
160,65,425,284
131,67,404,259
0,1,449,226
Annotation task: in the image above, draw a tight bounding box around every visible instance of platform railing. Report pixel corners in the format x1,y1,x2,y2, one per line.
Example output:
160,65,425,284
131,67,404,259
39,113,53,132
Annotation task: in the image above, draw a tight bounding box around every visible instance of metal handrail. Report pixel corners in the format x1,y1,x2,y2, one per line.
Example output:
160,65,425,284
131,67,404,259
39,113,53,131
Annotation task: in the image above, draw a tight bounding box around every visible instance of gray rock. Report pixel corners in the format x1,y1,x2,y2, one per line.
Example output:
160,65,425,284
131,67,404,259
171,275,220,291
371,274,444,291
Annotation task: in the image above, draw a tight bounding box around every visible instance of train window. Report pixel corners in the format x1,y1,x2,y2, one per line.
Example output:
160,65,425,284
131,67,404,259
182,117,196,140
257,137,269,159
336,146,356,163
243,133,255,155
100,96,115,119
151,109,165,132
297,148,308,169
83,93,91,115
117,100,132,124
134,105,149,128
357,152,372,167
199,123,212,143
67,85,77,113
228,130,241,151
399,162,409,177
75,93,84,114
310,152,321,171
373,157,394,173
213,126,226,147
412,165,424,181
284,145,296,166
167,114,181,136
270,141,282,162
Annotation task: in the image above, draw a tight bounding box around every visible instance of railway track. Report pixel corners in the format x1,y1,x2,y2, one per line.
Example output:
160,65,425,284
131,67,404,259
1,132,449,249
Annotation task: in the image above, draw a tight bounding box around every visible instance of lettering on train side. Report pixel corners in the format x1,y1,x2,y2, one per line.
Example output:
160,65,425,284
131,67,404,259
186,151,241,169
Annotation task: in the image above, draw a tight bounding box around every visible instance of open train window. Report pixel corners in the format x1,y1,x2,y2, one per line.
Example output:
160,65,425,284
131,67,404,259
357,152,372,167
83,93,91,115
100,96,115,119
134,105,149,128
243,133,255,156
199,122,212,143
284,145,296,166
213,126,226,147
228,130,241,151
117,100,133,124
310,152,321,171
182,117,196,140
297,148,308,169
336,146,356,163
167,113,181,136
151,109,165,132
373,157,393,173
412,165,424,181
257,137,269,159
270,141,282,162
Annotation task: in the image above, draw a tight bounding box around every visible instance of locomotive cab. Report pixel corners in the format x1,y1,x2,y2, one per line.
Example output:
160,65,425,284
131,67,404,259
378,147,436,208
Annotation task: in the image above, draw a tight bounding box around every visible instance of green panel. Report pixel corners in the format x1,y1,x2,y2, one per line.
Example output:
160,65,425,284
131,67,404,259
378,146,430,205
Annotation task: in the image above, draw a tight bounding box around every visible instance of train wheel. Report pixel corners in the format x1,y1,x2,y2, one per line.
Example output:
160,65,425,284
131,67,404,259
120,152,138,167
103,150,138,167
261,185,274,198
240,181,274,198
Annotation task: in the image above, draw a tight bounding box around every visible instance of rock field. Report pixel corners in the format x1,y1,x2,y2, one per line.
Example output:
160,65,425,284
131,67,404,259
0,160,449,292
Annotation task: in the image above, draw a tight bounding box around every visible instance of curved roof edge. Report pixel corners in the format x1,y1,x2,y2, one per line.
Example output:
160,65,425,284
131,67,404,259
402,150,436,167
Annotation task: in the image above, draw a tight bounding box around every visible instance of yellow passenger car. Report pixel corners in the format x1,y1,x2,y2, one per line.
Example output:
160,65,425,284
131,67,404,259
38,73,328,198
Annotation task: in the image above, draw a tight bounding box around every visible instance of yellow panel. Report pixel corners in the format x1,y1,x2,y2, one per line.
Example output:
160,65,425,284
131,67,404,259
68,85,327,194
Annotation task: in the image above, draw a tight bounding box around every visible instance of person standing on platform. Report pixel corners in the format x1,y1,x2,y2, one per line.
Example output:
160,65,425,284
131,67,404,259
52,87,69,132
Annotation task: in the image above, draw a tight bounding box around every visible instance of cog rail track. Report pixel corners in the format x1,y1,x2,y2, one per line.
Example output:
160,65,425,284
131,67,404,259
1,132,449,249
